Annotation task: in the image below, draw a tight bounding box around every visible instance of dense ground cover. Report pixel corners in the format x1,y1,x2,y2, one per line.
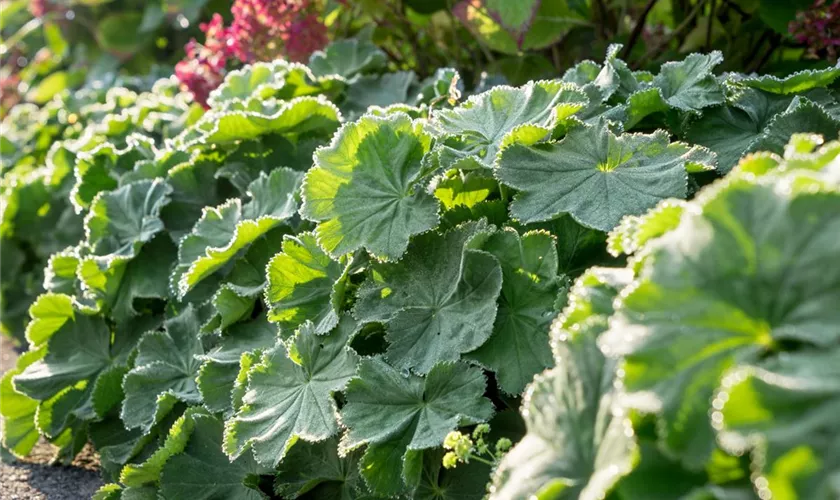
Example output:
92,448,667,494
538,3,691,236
2,1,840,500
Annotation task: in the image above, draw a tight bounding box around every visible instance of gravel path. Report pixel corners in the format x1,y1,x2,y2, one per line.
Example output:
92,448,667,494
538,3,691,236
1,336,104,499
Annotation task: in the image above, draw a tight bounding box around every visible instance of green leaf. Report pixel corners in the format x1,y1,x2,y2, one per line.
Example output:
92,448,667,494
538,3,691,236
274,438,369,500
652,52,724,112
748,97,840,157
340,358,494,493
97,13,147,54
1,348,44,457
717,349,840,500
497,118,701,231
342,72,417,119
600,175,840,466
173,168,302,298
433,81,588,169
607,200,687,257
196,314,278,414
207,61,341,108
301,112,438,260
84,179,172,258
466,229,562,394
265,232,349,335
309,35,387,79
71,136,157,211
354,220,501,374
178,96,341,147
160,413,267,500
122,306,204,433
490,334,635,499
223,317,359,467
432,170,497,210
732,62,840,94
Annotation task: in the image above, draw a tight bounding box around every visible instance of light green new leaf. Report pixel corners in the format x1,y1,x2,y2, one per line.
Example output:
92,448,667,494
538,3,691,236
600,176,840,466
1,348,44,457
160,413,268,500
173,168,301,298
732,62,840,94
84,179,172,258
607,200,687,257
301,112,438,260
340,358,494,492
498,118,700,231
224,318,359,467
652,52,724,112
433,81,589,168
122,306,204,433
265,232,349,335
354,221,501,374
274,437,368,500
490,334,635,500
466,229,562,395
717,349,840,500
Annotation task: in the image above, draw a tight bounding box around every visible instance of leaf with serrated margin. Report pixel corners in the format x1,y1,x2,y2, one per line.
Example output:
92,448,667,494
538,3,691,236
600,175,840,467
13,297,143,435
196,314,278,414
71,135,157,211
342,72,417,119
717,349,840,500
652,52,724,112
122,306,204,433
731,61,840,94
265,232,349,335
340,358,494,495
491,333,635,500
433,81,589,169
173,168,301,298
178,96,341,147
747,97,840,156
224,317,359,467
354,220,501,374
84,179,172,258
607,200,687,257
161,156,229,242
432,170,498,210
498,118,700,231
1,348,44,457
274,437,369,500
301,112,438,261
161,413,268,500
208,61,342,108
309,34,387,79
466,229,563,394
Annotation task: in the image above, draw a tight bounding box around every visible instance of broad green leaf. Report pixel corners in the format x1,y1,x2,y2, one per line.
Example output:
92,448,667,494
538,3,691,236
748,97,840,157
717,349,840,500
173,168,301,298
342,72,416,119
551,267,632,343
84,179,172,258
600,175,840,466
161,156,228,242
178,96,341,147
122,306,204,432
160,413,267,500
196,314,278,414
466,229,562,394
265,232,349,334
355,221,501,374
432,170,497,210
223,318,359,466
1,348,44,457
274,438,368,500
301,112,438,260
71,136,157,211
340,358,494,492
433,81,588,169
24,292,75,346
497,118,702,231
309,35,387,79
490,334,635,499
732,62,840,94
652,52,724,112
208,61,341,108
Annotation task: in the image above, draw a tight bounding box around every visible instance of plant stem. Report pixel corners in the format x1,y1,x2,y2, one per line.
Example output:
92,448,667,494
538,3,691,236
621,0,660,59
635,0,709,68
705,0,717,51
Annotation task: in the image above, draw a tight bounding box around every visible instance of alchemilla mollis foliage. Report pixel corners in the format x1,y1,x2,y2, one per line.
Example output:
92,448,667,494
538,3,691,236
2,38,840,500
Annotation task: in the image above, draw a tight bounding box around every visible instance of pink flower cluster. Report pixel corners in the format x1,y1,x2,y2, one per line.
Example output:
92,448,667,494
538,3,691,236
176,1,328,107
789,0,840,61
